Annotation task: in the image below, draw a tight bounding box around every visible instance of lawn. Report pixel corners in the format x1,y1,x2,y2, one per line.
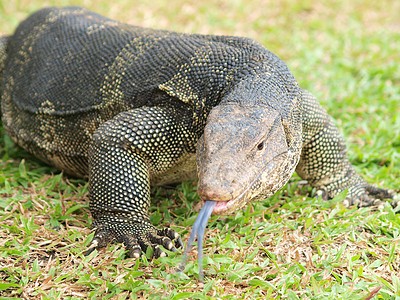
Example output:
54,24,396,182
1,0,399,299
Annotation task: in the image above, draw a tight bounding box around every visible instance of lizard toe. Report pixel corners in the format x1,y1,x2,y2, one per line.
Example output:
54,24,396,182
175,236,184,249
85,228,116,256
85,239,99,256
149,231,181,254
116,233,142,258
157,227,183,249
153,245,168,258
315,188,329,200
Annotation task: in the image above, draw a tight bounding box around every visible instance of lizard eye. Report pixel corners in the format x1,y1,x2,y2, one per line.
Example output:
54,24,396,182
257,141,265,151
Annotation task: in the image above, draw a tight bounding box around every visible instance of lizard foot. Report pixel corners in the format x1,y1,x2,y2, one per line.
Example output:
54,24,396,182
85,222,183,258
315,168,397,209
343,183,397,208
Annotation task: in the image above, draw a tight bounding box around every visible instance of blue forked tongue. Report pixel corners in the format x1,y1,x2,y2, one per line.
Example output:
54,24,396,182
177,200,217,282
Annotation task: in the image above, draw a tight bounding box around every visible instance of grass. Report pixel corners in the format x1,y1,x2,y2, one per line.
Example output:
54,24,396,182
1,0,399,298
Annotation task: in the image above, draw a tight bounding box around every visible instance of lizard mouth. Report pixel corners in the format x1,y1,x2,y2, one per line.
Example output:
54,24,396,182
200,181,253,215
210,199,235,214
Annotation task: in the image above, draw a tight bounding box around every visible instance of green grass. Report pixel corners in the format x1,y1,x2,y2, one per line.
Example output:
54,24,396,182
1,0,399,298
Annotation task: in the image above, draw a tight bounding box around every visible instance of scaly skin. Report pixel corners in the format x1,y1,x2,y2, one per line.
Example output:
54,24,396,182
0,7,395,260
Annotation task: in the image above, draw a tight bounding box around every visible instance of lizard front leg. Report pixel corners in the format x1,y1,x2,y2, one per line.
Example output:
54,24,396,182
86,106,194,258
296,89,395,207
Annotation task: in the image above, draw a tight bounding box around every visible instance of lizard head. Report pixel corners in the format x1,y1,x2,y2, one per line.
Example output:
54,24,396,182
197,103,300,215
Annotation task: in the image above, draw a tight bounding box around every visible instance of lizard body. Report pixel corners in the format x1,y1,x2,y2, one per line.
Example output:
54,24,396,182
0,7,394,263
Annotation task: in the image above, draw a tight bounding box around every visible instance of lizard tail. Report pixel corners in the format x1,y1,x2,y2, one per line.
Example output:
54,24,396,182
0,35,9,76
0,35,10,119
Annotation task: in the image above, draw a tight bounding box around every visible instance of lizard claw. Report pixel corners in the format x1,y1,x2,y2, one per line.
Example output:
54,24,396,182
85,229,117,256
85,238,100,256
85,221,182,258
